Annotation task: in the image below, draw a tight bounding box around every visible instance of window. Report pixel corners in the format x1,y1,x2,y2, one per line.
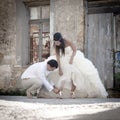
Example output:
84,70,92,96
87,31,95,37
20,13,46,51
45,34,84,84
29,6,50,63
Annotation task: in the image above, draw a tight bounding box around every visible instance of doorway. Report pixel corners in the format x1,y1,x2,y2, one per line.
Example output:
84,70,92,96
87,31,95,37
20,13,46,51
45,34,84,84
113,14,120,89
86,13,114,88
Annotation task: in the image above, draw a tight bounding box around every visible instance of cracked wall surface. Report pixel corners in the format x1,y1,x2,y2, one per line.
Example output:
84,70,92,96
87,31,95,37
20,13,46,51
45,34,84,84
0,0,16,91
51,0,84,51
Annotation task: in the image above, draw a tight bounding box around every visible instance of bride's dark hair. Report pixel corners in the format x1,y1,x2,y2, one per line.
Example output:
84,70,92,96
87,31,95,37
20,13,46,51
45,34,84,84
53,32,65,56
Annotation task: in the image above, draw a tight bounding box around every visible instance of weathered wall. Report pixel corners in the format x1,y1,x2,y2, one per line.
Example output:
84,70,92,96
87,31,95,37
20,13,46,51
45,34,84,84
0,0,16,65
50,0,84,51
0,0,17,91
0,0,30,92
16,0,30,66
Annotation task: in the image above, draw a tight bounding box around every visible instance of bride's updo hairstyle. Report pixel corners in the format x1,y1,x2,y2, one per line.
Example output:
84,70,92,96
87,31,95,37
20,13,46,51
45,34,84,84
53,32,65,56
54,32,62,41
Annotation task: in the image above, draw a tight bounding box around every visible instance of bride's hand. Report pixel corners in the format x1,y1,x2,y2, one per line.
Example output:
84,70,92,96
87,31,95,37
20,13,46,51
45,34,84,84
59,70,63,76
69,60,73,64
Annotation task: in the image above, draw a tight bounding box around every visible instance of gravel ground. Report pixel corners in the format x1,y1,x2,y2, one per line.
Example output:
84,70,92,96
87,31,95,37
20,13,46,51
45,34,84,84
0,96,120,120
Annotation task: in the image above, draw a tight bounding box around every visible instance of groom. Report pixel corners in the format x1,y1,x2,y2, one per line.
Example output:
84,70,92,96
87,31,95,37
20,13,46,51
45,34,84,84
20,59,60,98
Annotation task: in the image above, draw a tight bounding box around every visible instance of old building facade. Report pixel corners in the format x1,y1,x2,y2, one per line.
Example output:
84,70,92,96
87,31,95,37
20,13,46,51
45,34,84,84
0,0,120,94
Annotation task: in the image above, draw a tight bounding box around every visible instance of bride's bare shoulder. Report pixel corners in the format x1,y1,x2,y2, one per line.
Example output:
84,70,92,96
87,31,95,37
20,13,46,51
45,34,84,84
64,39,72,47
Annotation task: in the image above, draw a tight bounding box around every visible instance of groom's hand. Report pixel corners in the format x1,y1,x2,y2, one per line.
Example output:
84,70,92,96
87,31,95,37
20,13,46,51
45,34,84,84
52,87,60,94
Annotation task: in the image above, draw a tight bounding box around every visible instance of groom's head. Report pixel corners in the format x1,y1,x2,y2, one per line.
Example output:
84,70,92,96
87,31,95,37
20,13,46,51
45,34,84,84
47,59,58,71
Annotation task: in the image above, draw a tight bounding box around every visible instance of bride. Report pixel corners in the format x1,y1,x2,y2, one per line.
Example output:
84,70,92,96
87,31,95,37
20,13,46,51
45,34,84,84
38,32,108,98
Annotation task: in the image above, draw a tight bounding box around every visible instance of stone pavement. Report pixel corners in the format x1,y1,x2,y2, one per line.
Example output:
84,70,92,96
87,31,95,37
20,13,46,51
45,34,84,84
0,96,120,120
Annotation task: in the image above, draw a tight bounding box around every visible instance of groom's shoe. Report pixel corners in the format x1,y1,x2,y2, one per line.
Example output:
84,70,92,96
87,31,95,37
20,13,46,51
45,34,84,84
26,91,33,98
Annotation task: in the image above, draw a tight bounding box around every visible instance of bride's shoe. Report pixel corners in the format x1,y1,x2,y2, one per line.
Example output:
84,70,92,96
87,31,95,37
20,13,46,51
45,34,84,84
70,91,75,98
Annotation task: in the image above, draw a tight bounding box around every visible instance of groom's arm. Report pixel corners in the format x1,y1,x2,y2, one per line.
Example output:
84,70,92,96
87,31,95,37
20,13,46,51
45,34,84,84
40,73,60,94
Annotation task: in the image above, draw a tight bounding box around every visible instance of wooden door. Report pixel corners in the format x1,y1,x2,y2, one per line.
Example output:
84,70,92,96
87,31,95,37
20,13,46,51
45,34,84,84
86,13,114,88
114,14,120,88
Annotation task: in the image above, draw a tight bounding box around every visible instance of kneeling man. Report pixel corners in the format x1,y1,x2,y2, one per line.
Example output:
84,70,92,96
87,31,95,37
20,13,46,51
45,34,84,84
20,59,60,98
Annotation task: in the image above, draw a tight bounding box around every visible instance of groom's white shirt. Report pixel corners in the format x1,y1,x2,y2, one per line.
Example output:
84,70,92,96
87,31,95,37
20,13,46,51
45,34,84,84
21,61,54,91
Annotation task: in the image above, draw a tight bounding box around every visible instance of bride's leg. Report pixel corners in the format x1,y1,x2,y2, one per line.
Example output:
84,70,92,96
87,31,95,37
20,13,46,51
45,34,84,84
71,80,76,94
70,70,78,95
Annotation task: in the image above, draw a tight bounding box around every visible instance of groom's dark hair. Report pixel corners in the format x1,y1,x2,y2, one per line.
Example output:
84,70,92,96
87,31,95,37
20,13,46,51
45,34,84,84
47,59,58,68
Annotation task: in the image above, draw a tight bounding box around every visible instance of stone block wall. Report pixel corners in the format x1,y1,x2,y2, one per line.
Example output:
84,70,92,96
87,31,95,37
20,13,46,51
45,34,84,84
0,65,12,90
0,0,17,91
51,0,84,51
0,0,16,65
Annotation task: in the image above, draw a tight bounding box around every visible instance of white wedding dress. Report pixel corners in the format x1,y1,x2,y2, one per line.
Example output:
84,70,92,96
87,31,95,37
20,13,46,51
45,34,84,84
44,46,108,98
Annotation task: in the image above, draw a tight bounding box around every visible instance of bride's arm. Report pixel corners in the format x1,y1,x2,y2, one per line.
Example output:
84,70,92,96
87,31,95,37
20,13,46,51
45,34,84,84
66,40,76,64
